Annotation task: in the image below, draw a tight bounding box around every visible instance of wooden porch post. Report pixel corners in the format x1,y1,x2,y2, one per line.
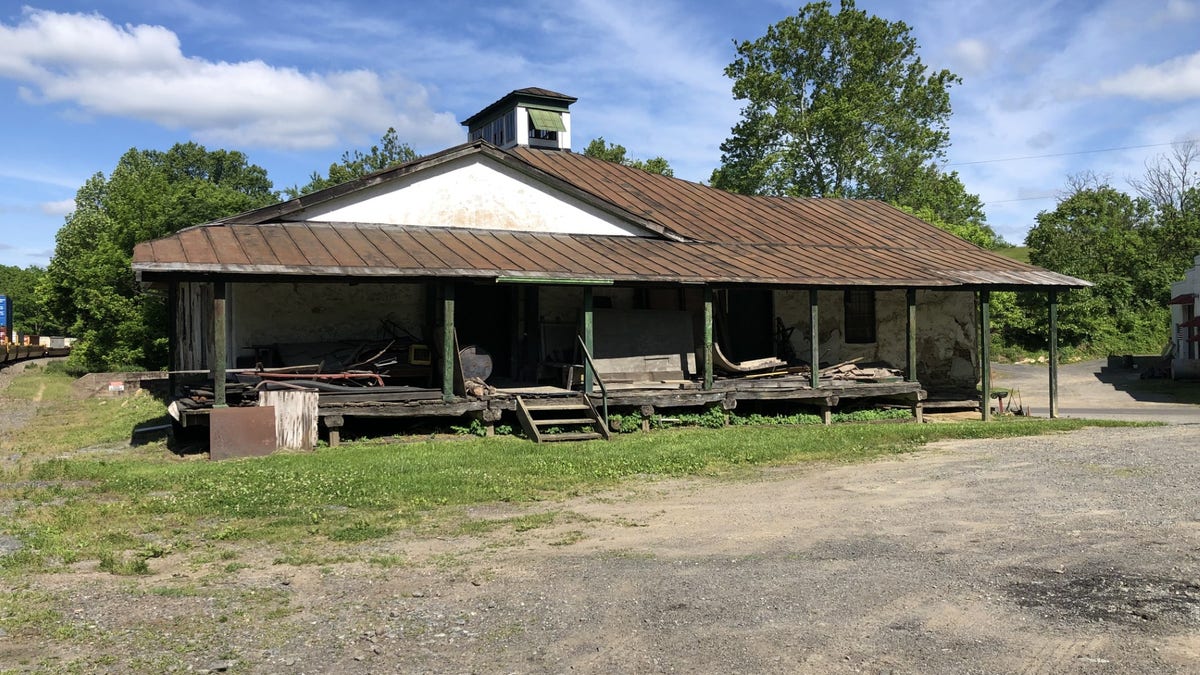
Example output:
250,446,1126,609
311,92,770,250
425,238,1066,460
212,280,227,409
906,288,918,382
441,281,455,402
583,286,594,395
1049,290,1059,418
809,289,820,389
167,283,178,397
980,290,992,421
703,286,714,390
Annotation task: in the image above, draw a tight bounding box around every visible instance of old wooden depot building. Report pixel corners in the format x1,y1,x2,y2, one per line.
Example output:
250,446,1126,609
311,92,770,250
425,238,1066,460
132,89,1088,445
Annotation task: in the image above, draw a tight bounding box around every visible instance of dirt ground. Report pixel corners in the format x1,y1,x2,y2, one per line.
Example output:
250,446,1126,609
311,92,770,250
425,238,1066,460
2,361,1199,674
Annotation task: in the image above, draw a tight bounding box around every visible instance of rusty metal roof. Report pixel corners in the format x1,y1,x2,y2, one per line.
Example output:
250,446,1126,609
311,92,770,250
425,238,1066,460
131,142,1090,289
133,221,1086,288
511,147,994,248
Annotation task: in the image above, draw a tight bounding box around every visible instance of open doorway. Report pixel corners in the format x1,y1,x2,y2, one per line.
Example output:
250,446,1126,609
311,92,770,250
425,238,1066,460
455,283,515,380
719,288,775,361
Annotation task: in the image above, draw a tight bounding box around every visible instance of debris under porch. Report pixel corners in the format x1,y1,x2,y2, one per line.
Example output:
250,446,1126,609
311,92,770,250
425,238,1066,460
312,370,926,445
170,366,926,448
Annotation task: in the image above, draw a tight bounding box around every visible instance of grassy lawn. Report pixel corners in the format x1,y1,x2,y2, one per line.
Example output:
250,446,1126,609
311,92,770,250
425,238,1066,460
996,246,1031,263
0,367,1141,577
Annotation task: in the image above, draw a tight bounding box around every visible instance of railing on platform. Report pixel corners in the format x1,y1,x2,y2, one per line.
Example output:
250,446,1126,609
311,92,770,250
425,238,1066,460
576,335,607,430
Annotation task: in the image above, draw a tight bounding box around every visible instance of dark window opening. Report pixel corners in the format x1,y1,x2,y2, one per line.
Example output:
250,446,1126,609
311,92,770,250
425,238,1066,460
844,289,876,344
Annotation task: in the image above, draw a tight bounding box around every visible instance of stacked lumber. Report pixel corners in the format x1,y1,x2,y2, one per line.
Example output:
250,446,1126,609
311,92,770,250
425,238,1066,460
822,359,903,382
463,376,496,397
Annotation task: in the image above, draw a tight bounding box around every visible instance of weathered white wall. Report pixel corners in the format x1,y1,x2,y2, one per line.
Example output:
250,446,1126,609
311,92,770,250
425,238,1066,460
294,155,648,236
774,289,977,388
230,282,425,361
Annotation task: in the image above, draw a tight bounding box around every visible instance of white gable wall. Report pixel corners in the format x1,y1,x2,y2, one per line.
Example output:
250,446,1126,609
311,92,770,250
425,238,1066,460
294,154,650,237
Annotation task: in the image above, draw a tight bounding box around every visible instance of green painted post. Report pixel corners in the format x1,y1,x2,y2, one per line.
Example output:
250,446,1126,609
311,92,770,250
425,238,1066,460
906,288,918,383
980,290,992,421
809,289,820,389
1049,290,1059,418
442,282,455,401
212,281,227,408
703,287,714,390
583,286,594,395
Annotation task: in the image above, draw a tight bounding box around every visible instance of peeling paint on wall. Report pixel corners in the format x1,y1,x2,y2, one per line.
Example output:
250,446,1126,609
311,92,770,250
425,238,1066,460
296,156,652,237
230,282,426,360
774,289,977,388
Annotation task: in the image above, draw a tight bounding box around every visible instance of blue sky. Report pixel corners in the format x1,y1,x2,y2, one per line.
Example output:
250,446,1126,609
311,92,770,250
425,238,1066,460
2,0,1199,268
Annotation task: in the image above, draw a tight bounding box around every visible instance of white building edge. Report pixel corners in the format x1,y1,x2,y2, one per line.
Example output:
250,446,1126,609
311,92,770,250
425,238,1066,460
1169,254,1200,379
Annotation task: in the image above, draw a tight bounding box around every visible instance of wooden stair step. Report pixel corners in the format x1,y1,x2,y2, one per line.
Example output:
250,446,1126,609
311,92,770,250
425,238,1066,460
523,402,591,411
539,431,603,442
533,417,596,426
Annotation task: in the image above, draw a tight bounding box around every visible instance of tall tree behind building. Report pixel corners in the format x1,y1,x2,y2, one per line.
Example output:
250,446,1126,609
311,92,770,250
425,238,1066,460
40,143,275,372
711,1,997,245
285,128,419,197
583,138,674,176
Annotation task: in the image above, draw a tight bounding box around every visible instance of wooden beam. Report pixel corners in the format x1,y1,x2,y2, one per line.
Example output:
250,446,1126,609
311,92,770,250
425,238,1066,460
809,289,820,389
167,282,178,398
906,288,917,382
323,400,491,418
442,281,455,402
980,290,992,421
583,286,594,395
212,281,227,409
1049,290,1059,418
703,286,714,390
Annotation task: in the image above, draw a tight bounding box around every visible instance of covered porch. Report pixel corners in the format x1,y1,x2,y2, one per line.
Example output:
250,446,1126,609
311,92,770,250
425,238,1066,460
165,274,1068,445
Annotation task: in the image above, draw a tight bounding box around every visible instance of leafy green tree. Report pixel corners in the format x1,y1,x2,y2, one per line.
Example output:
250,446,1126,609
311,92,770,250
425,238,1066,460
711,0,959,203
583,138,674,176
0,265,60,335
41,144,275,372
888,165,989,232
1020,186,1166,353
285,128,418,197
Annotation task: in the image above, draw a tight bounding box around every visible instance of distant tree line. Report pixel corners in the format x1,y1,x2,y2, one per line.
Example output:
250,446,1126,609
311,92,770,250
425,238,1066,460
992,143,1200,356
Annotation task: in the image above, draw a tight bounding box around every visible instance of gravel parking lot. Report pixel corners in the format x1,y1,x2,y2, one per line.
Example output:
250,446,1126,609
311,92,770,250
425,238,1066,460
228,423,1191,675
3,362,1198,673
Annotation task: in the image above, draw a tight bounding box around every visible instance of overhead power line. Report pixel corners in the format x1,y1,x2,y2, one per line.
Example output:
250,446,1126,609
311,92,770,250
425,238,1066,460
947,138,1200,167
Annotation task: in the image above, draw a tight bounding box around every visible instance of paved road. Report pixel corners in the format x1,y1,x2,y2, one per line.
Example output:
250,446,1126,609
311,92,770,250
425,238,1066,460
992,360,1199,424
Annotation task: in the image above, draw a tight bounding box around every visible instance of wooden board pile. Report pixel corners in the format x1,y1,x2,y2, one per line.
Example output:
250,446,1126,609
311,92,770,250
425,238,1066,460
822,360,904,382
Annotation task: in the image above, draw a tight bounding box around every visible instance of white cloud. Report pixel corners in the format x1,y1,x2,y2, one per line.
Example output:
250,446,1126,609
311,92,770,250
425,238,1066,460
1090,51,1200,100
0,8,463,150
39,199,75,216
947,38,991,75
1161,0,1197,22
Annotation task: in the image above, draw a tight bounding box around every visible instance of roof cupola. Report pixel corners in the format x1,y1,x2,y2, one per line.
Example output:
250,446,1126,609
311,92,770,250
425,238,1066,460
461,87,576,151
